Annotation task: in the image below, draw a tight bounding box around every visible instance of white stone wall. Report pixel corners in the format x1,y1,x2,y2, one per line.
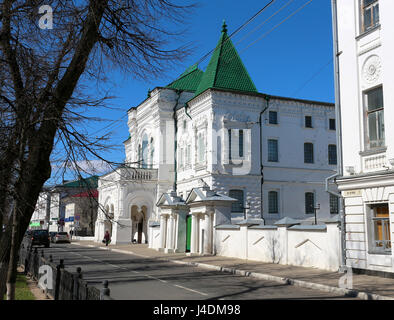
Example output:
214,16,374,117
214,223,341,271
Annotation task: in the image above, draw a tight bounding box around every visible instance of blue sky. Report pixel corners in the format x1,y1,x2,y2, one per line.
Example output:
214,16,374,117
51,0,334,184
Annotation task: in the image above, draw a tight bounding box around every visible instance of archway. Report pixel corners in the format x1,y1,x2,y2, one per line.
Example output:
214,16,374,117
131,205,148,243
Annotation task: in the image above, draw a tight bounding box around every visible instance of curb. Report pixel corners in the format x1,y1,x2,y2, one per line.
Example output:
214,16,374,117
71,242,394,300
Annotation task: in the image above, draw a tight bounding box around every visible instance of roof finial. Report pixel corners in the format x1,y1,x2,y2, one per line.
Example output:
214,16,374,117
221,20,227,34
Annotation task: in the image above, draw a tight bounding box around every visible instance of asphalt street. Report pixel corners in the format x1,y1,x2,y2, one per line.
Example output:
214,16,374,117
40,243,359,300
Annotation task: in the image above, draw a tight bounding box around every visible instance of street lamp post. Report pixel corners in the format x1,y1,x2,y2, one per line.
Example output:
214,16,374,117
243,201,251,220
314,203,320,225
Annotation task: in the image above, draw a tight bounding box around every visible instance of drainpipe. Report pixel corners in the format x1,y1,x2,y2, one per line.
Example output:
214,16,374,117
173,90,182,193
326,0,346,273
184,103,192,120
259,95,270,225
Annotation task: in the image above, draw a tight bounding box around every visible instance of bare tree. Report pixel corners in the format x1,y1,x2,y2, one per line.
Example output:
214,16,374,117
0,0,194,299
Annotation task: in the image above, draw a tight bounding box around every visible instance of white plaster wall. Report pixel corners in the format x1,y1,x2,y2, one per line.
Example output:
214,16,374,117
215,224,341,271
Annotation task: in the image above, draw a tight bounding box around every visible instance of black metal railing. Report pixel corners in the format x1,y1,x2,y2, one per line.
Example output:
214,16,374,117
18,238,114,300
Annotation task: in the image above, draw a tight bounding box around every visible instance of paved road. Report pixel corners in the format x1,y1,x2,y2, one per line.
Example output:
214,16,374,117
40,243,358,300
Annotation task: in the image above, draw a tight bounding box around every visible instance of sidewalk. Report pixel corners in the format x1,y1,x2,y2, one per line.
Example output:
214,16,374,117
72,240,394,300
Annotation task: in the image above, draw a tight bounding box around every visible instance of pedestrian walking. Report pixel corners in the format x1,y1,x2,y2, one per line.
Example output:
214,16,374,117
103,230,111,247
69,229,73,240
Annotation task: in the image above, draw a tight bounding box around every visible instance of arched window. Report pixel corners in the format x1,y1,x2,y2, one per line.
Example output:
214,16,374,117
142,134,149,168
150,138,154,168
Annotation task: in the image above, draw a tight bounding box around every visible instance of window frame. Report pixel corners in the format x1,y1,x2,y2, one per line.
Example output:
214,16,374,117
268,111,278,125
329,118,336,131
305,192,315,214
364,86,385,150
368,203,391,254
305,115,313,128
304,142,314,164
329,194,339,215
267,139,279,162
229,189,244,213
328,144,337,165
360,0,380,33
268,191,279,214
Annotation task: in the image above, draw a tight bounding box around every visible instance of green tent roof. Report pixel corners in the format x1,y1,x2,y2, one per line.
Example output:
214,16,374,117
193,21,257,98
166,64,204,92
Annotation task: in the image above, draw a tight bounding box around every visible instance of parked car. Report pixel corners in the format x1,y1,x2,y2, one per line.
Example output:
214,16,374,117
49,231,57,243
53,232,70,244
30,229,50,248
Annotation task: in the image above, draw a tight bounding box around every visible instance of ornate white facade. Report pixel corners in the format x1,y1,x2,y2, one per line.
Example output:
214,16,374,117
95,24,338,255
335,0,394,273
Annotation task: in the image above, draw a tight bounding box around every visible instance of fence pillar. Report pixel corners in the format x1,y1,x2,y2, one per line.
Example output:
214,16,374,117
54,259,64,300
73,267,83,300
100,280,110,300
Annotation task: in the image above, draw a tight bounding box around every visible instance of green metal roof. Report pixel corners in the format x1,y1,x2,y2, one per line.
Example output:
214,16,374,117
58,175,99,189
193,21,257,98
166,64,204,92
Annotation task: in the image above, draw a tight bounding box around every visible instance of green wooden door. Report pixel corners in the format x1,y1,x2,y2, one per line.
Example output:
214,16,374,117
186,215,192,252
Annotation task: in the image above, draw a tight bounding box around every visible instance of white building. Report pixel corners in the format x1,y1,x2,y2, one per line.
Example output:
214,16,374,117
95,22,338,256
334,0,394,274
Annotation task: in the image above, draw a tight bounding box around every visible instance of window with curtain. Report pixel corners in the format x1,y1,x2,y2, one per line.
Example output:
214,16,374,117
229,189,244,213
361,0,379,32
268,191,279,214
369,204,391,253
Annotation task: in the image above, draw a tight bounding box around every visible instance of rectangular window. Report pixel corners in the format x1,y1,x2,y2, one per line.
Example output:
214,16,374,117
229,129,244,160
269,111,278,124
239,130,244,158
198,133,205,163
365,87,385,149
369,204,391,253
268,139,278,162
305,192,315,214
304,143,314,164
305,116,313,128
328,144,337,165
329,118,336,130
229,190,244,213
361,0,379,33
330,194,339,214
268,191,279,214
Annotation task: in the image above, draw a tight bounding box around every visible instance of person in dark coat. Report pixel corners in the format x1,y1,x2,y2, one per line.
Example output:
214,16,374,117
104,230,111,246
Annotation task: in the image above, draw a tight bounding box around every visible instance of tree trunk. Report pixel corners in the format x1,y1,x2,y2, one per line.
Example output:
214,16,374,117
6,207,18,300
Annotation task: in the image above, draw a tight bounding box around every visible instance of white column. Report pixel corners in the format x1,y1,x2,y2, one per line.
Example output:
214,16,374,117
203,211,213,254
160,215,167,249
191,213,198,254
168,214,175,249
